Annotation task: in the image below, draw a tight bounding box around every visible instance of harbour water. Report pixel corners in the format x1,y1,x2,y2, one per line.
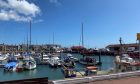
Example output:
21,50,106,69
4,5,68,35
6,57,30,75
0,53,115,81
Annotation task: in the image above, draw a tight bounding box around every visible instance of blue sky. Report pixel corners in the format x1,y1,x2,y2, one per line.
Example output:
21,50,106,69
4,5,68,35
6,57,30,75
0,0,140,48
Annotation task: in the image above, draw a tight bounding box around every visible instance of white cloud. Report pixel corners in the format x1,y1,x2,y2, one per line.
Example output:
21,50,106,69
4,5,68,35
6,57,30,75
0,10,31,21
49,0,61,6
0,0,40,22
33,19,44,23
8,0,40,16
0,0,9,8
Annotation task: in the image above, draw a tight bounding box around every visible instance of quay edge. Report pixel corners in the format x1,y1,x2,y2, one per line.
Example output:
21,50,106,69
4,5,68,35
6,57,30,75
52,70,140,84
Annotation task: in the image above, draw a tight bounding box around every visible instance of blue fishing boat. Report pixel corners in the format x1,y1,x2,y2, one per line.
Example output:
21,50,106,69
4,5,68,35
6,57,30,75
4,60,18,72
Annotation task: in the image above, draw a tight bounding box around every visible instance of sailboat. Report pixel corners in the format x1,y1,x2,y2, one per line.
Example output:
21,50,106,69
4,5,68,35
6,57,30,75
65,53,78,62
48,56,61,68
23,55,36,70
79,23,99,65
0,53,9,67
23,21,37,70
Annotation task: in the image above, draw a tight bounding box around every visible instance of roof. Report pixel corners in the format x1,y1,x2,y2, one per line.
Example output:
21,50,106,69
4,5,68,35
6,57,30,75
71,46,85,49
106,43,138,48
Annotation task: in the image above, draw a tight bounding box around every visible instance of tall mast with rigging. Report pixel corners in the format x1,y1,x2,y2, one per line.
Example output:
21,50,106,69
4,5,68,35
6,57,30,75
53,32,54,45
27,31,29,52
81,23,84,47
29,20,32,52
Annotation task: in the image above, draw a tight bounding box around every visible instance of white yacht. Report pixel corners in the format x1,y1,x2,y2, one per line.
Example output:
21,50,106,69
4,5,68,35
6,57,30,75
48,57,61,68
0,54,9,67
14,53,22,59
66,53,78,62
121,54,135,64
40,54,50,64
23,56,36,70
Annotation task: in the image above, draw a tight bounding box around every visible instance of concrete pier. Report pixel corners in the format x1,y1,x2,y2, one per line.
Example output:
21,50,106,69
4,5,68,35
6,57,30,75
0,77,48,84
52,71,140,84
86,76,140,84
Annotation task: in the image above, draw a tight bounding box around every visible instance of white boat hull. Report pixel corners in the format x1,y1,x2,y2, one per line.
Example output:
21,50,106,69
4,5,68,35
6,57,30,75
23,56,37,70
24,64,36,70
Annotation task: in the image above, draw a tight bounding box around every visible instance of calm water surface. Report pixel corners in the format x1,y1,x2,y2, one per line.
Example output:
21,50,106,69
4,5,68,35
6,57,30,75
0,53,115,81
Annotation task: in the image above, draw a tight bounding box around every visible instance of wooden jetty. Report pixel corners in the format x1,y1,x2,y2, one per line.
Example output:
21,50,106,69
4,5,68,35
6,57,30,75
0,77,48,84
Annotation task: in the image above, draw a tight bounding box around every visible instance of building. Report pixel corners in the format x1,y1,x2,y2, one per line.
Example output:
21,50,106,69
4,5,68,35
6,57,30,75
31,44,62,53
0,44,62,53
0,44,19,53
106,43,139,54
71,46,86,53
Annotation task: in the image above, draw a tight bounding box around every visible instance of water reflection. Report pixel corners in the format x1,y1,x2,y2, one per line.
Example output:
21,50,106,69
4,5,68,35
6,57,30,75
23,69,37,78
29,69,37,77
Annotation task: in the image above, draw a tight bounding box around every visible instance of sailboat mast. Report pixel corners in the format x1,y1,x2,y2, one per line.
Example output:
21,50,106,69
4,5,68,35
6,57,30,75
52,32,55,53
29,20,32,51
53,32,54,45
27,31,29,52
81,23,84,47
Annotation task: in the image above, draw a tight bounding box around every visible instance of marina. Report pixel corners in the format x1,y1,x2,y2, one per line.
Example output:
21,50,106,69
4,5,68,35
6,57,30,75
0,0,140,84
0,53,115,81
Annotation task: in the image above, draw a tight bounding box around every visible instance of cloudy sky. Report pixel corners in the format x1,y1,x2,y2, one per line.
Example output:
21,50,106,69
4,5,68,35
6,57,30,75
0,0,140,48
